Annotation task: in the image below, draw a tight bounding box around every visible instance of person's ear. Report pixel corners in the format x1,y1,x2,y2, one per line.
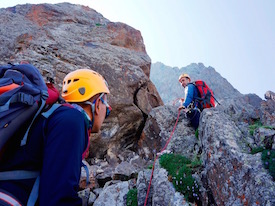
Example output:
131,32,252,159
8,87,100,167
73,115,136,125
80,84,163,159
94,98,101,114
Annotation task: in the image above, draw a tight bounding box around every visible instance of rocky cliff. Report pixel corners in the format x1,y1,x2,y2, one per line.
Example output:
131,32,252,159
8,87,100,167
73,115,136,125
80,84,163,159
1,3,274,206
0,2,163,161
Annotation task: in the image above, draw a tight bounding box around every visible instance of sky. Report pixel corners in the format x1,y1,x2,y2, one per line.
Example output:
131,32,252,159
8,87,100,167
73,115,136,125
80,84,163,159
0,1,274,99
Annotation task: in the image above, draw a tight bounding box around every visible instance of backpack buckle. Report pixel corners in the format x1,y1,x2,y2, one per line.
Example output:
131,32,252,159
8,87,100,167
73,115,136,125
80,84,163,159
16,93,34,105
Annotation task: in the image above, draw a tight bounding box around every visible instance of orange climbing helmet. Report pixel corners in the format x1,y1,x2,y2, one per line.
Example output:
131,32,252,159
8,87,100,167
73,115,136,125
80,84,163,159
178,73,191,82
62,69,110,102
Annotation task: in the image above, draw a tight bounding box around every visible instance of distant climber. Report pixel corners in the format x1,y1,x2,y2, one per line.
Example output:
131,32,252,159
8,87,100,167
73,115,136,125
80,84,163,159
178,73,217,129
178,73,201,129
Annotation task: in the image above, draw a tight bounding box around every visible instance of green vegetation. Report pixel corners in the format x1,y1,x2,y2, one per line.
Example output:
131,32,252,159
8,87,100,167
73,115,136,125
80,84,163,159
95,23,102,26
249,120,275,180
126,188,138,206
191,157,202,168
249,120,275,136
159,154,201,202
250,147,275,180
147,164,153,169
262,149,275,180
249,120,262,135
262,125,275,130
195,128,199,139
250,146,264,154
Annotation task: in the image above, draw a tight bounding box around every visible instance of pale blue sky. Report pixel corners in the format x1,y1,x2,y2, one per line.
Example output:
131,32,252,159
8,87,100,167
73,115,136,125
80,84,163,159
1,1,274,99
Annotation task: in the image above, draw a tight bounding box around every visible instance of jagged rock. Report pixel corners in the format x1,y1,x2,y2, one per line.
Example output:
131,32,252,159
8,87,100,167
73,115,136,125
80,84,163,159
0,2,163,160
129,153,149,169
200,109,275,205
265,91,275,101
254,127,275,150
93,188,103,197
93,181,129,206
88,191,97,205
137,163,189,206
96,167,113,188
138,105,200,160
243,93,263,108
77,188,90,206
113,161,137,181
79,160,100,190
137,169,153,206
86,158,140,188
192,173,209,206
152,164,188,206
261,98,275,126
217,95,261,124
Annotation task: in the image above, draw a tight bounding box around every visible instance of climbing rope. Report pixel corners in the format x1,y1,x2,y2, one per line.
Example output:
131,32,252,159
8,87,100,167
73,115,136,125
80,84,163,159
144,110,181,206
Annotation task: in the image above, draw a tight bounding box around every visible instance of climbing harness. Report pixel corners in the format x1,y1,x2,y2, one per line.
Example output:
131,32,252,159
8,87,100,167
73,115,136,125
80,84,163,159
144,110,181,206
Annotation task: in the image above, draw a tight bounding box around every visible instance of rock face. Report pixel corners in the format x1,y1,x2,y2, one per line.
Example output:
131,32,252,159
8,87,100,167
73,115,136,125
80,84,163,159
93,181,129,206
137,165,188,206
0,3,163,160
200,108,275,205
265,91,275,101
138,106,200,161
261,91,275,126
138,105,275,205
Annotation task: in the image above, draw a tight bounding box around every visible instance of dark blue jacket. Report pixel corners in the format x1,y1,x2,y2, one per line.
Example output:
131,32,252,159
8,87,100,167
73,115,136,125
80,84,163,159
182,83,200,108
0,106,88,205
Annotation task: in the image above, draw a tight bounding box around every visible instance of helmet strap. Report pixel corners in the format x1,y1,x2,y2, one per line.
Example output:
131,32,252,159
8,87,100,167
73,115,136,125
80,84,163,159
71,103,94,131
83,101,96,131
90,103,95,130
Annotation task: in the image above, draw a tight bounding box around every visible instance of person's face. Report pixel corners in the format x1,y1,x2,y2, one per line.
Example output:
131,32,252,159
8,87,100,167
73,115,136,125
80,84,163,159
179,77,190,88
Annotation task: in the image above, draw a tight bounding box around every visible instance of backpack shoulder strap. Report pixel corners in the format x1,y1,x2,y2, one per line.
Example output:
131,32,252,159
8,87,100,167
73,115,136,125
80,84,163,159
27,176,40,206
42,103,62,119
0,170,40,206
20,91,49,146
81,161,90,185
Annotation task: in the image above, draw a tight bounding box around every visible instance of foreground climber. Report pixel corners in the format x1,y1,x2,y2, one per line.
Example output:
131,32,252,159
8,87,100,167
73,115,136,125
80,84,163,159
0,68,111,205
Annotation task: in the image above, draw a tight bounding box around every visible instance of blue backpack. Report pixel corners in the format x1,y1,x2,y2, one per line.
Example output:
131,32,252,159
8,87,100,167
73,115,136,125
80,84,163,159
0,63,50,205
0,63,49,154
0,63,89,205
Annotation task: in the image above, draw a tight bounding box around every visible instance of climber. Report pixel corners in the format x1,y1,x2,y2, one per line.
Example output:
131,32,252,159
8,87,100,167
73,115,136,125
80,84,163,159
178,73,201,130
0,69,111,206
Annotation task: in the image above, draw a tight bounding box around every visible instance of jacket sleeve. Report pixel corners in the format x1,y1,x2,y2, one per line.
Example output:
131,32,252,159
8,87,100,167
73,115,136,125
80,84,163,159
39,107,87,206
183,84,195,107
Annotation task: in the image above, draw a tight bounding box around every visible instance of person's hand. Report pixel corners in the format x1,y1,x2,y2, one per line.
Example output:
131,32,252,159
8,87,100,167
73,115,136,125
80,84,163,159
179,98,185,104
178,106,189,113
178,105,185,111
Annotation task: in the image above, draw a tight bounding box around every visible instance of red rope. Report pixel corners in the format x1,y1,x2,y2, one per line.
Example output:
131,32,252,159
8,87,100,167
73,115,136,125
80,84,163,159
144,110,181,206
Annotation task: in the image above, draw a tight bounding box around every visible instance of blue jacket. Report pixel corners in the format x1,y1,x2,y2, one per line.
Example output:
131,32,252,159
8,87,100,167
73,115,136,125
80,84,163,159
182,83,200,108
0,106,89,206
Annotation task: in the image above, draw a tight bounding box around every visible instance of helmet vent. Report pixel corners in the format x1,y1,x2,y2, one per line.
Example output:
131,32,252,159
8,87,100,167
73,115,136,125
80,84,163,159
67,80,71,84
78,87,85,95
73,78,79,82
